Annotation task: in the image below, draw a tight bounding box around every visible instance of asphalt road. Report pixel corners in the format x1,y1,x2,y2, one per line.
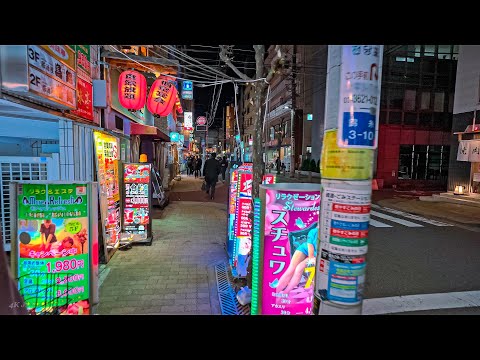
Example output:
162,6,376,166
364,204,480,300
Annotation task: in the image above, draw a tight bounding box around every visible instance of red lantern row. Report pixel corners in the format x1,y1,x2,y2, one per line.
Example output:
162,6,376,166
118,70,181,117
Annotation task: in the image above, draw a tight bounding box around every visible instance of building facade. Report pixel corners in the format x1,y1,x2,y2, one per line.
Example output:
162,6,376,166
375,45,458,190
263,45,327,172
0,45,180,256
446,45,480,197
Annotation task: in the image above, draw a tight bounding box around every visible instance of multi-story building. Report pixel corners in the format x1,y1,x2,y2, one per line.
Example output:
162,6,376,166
375,45,458,190
446,45,480,199
263,45,319,171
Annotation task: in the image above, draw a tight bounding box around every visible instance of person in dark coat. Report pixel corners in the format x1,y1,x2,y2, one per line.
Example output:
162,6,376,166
220,156,229,182
203,152,221,200
194,156,202,178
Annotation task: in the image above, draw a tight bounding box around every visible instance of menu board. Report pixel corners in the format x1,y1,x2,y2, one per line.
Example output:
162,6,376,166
93,131,121,249
123,163,151,237
16,183,91,315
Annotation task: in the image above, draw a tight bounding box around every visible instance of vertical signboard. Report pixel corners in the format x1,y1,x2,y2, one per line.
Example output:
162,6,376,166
316,181,370,306
227,169,239,260
184,111,193,130
74,45,92,80
181,80,193,100
123,163,151,240
232,169,253,274
71,77,94,121
93,131,121,254
337,45,383,149
261,184,321,315
16,182,91,315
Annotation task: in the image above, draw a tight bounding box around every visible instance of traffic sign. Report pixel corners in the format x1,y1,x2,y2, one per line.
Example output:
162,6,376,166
196,116,207,125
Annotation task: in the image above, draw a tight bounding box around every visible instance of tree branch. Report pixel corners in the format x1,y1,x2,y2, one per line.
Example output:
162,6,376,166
219,45,252,81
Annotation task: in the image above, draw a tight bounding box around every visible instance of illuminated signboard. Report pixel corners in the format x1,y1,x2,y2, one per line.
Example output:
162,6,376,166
170,132,180,142
93,131,121,253
123,163,151,238
257,183,321,315
184,111,193,130
16,182,94,315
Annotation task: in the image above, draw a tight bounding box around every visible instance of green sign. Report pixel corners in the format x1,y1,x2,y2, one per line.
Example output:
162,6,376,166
75,45,91,80
17,183,90,315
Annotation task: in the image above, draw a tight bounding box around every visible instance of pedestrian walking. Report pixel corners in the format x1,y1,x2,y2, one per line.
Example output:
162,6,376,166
276,157,281,174
203,152,221,200
220,156,228,182
187,156,193,176
194,156,202,178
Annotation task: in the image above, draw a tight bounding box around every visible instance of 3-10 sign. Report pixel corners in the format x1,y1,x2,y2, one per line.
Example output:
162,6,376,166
341,112,376,148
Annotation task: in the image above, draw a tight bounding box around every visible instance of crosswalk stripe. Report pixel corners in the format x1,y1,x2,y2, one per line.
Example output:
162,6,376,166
369,218,393,228
371,204,452,226
370,210,424,227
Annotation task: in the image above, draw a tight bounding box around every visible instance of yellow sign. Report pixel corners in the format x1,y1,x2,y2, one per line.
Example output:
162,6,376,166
321,129,373,180
40,45,76,70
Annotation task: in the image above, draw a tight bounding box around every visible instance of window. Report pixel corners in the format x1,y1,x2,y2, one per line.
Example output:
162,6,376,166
437,45,452,60
380,111,387,124
389,111,402,124
404,112,417,125
389,87,404,109
398,145,414,179
269,127,275,141
420,92,431,110
448,93,455,113
424,45,436,57
452,45,459,60
419,113,432,127
434,92,445,112
404,89,416,111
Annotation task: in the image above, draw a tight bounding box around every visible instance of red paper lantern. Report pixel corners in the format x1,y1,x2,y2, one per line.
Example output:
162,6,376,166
174,92,183,114
118,70,147,111
147,76,178,117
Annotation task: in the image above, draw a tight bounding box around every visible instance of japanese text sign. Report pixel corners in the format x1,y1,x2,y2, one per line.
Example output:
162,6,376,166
338,45,383,149
262,187,321,315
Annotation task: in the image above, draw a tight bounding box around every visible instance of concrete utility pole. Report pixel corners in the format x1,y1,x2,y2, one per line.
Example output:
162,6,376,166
315,45,383,315
290,45,297,177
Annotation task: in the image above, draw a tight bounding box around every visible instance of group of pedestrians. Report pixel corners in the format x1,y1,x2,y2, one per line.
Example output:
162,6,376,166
185,153,229,200
186,155,202,178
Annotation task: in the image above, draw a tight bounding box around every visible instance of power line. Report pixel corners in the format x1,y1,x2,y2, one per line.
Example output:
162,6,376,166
163,45,232,80
148,47,222,81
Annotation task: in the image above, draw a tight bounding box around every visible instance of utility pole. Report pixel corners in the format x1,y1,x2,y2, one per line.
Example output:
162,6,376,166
290,45,297,177
314,45,383,315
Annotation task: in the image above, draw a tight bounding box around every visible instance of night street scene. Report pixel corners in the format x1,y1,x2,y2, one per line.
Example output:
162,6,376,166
2,44,480,317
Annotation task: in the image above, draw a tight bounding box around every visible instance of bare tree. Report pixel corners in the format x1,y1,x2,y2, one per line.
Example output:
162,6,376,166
219,45,285,199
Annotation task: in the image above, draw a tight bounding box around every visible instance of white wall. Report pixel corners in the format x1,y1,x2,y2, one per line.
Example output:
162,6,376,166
453,45,480,115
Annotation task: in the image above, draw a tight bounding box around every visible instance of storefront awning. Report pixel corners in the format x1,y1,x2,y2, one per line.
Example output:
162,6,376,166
130,123,170,142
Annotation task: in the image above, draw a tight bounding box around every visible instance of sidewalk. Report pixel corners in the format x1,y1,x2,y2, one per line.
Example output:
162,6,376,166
97,175,229,315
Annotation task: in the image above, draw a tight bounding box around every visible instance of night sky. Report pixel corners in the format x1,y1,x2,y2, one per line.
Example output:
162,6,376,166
180,45,258,129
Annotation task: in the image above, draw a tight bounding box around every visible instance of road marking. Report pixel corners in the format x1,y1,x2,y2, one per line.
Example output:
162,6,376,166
369,218,393,228
371,204,453,226
370,210,424,227
362,290,480,315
